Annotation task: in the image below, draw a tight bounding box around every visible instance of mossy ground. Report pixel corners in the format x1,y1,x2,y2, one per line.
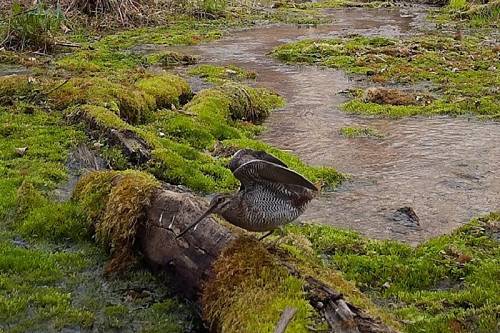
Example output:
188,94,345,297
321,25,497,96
272,34,499,119
0,105,198,332
0,3,346,331
279,213,500,333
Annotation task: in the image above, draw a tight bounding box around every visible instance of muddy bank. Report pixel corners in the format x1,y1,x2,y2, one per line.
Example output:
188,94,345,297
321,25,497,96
161,6,499,244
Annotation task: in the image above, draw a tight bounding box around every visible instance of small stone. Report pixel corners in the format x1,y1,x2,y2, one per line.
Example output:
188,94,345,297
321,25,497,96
15,147,28,156
316,301,324,309
159,131,165,137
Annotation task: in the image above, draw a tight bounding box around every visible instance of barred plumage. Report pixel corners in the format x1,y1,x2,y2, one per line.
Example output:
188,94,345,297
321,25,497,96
177,149,319,238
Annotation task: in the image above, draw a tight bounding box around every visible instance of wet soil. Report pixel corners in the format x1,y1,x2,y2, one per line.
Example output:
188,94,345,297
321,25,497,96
130,7,500,243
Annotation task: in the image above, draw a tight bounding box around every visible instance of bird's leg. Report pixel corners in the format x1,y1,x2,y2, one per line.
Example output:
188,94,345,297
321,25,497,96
258,230,274,241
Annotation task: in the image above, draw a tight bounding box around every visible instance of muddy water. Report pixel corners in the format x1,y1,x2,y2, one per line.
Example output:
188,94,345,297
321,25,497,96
171,7,500,244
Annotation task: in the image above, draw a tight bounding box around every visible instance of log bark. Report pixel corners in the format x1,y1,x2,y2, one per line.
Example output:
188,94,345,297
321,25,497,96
132,187,398,333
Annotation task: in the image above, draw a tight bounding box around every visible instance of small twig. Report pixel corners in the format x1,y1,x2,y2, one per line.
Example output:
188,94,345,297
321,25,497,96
274,307,297,333
54,41,81,48
43,78,71,96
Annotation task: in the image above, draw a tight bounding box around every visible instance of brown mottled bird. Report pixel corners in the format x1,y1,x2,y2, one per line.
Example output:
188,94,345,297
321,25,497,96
177,149,319,239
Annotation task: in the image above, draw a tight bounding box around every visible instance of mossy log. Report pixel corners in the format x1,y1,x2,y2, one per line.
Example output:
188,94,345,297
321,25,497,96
73,170,395,331
135,188,397,332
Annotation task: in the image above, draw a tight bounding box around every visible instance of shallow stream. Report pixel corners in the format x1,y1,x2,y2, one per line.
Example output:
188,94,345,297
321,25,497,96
161,7,499,243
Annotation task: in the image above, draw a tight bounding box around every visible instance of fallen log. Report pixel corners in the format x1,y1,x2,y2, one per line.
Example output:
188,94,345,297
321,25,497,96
74,170,399,333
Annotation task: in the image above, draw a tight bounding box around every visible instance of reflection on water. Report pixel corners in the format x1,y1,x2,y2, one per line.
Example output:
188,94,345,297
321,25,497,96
157,7,499,243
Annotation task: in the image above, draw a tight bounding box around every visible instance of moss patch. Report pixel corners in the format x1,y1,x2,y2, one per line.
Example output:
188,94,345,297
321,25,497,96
135,73,192,109
282,213,500,333
49,77,156,124
150,50,198,68
339,126,383,139
202,237,316,332
56,18,229,73
272,35,500,119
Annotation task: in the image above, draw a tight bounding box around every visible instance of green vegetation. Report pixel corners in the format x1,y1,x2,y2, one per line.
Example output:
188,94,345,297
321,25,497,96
0,105,197,332
281,213,500,333
436,0,500,28
202,237,317,332
56,19,229,73
49,77,157,124
135,74,192,109
1,2,64,52
273,35,500,119
150,50,198,68
2,1,499,331
189,64,256,84
339,126,383,138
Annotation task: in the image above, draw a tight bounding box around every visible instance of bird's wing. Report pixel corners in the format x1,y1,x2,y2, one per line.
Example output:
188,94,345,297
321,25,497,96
228,149,288,172
233,160,318,191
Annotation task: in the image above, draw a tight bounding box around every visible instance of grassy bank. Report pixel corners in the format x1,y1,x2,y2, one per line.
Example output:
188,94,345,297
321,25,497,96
280,213,500,333
272,34,499,119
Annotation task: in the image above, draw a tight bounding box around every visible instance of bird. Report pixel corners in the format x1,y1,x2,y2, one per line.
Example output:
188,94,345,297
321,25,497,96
176,149,319,239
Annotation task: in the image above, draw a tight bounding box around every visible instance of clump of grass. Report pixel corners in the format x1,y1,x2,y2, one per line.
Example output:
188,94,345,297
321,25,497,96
1,2,64,52
283,213,500,333
151,50,198,68
189,64,257,84
184,0,228,17
221,82,285,122
135,73,192,109
73,170,161,273
339,126,383,139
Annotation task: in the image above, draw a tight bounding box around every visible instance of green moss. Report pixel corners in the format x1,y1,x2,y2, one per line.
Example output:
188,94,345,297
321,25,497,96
273,35,500,119
49,77,155,124
56,18,228,73
188,64,256,84
202,237,316,332
0,105,83,223
0,231,197,332
0,75,35,105
18,201,91,242
340,126,383,138
149,50,198,68
68,104,132,131
135,74,192,109
282,213,500,333
221,82,285,122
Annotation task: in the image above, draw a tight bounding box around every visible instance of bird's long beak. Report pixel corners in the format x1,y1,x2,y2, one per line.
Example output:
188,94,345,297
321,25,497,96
176,203,217,239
